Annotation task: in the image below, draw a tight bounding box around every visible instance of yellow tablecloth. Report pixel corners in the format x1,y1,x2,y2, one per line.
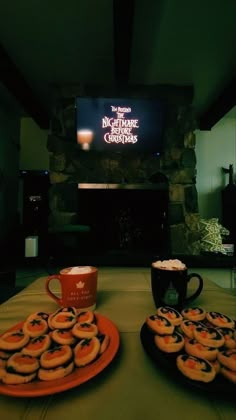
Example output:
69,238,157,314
0,267,235,420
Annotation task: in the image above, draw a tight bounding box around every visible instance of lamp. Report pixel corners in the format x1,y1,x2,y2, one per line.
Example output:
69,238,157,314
77,129,94,150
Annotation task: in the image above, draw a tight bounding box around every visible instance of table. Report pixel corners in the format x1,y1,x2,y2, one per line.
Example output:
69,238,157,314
0,267,235,420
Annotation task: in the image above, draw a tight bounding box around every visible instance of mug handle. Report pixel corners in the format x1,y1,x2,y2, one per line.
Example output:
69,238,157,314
45,275,62,306
185,273,203,304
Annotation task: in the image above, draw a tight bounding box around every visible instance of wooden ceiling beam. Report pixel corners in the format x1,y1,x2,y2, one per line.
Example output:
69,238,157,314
199,78,236,130
0,43,50,129
113,0,135,86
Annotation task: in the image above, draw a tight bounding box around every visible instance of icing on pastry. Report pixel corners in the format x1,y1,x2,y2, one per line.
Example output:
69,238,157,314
22,334,52,357
181,307,206,322
157,306,183,326
220,366,236,384
176,354,216,383
216,327,236,349
72,322,98,339
217,348,236,371
193,326,225,348
146,315,175,335
40,345,73,369
97,334,110,354
6,352,39,374
76,310,95,324
0,330,30,351
48,311,77,330
74,336,100,367
1,370,37,385
180,320,205,339
185,338,218,361
51,329,77,346
206,311,235,329
23,318,48,338
38,360,74,381
154,331,185,353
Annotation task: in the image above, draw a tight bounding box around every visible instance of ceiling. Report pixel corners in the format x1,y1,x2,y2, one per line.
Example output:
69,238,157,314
1,0,236,130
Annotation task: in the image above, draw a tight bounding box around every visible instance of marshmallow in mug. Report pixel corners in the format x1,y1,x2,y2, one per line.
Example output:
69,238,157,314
152,259,186,271
68,266,93,274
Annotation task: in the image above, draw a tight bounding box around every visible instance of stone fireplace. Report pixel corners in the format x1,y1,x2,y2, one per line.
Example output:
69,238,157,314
77,182,169,256
47,85,201,261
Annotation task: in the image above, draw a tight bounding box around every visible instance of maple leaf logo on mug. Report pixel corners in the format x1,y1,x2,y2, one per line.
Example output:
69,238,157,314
76,281,85,289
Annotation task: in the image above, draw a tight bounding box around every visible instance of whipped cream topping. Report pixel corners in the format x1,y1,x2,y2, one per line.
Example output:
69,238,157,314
152,259,186,271
68,266,93,274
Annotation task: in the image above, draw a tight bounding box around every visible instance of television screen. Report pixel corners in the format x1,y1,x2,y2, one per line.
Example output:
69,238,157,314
75,97,165,153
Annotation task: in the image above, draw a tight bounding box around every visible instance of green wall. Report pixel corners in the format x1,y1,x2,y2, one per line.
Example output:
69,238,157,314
196,108,236,221
20,117,49,170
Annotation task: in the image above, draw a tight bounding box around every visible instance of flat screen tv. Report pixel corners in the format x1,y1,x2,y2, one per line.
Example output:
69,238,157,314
75,97,165,154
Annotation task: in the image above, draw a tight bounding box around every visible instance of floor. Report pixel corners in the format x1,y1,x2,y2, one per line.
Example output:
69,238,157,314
15,266,51,291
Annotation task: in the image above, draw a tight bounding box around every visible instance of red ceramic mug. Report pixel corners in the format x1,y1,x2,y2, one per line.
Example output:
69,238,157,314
45,266,98,310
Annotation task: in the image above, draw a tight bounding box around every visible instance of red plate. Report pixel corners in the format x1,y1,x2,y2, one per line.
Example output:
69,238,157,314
0,313,120,397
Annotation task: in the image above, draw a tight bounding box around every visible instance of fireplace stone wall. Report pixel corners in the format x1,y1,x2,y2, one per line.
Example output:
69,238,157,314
47,85,202,256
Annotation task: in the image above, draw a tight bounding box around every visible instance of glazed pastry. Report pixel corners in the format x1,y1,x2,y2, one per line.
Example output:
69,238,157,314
157,306,183,326
40,345,73,369
74,336,100,367
0,350,12,360
154,331,185,353
1,370,37,385
72,322,98,339
48,310,77,330
38,360,74,381
52,307,77,317
23,317,48,338
0,359,6,369
181,307,206,322
0,366,6,380
216,327,236,349
193,326,225,348
220,366,236,384
6,352,39,374
210,358,221,374
0,330,29,351
185,338,218,361
47,313,54,330
206,311,235,329
26,312,49,323
97,334,110,354
76,310,95,324
51,329,77,346
180,320,205,339
176,354,216,383
217,348,236,371
146,315,174,335
22,334,52,357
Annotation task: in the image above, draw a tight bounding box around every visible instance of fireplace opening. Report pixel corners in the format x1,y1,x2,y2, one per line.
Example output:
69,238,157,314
77,182,170,259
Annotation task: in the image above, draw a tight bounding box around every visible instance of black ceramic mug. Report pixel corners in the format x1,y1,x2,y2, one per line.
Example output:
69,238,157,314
151,260,203,310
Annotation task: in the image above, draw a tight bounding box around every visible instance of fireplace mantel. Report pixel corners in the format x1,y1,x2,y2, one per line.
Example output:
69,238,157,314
78,183,168,191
